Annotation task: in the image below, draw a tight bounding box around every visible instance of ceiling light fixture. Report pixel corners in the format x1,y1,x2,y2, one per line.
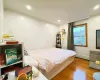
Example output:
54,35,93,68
93,5,100,10
26,5,32,10
57,20,61,23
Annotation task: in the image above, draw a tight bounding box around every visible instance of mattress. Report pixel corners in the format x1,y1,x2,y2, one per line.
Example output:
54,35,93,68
24,48,76,72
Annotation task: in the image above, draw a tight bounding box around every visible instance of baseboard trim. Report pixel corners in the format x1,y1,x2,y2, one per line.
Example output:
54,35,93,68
76,54,89,60
75,56,89,61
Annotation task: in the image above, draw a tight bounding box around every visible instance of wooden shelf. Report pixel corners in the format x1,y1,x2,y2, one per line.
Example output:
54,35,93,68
0,60,23,68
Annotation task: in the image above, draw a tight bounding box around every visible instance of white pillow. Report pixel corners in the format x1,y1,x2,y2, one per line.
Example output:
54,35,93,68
24,56,38,67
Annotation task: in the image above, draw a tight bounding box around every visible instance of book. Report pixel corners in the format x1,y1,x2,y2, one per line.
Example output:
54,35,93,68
0,54,5,65
5,48,18,65
15,66,32,80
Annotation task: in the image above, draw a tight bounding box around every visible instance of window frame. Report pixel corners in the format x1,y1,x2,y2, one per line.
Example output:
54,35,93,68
73,23,88,47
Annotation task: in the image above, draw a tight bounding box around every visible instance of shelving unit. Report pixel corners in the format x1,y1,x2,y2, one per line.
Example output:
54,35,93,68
0,44,23,75
56,34,61,48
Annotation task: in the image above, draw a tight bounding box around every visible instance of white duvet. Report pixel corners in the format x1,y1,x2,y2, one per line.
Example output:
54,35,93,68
24,48,76,72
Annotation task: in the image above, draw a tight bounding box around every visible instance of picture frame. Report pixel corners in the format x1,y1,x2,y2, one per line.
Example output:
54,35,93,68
96,29,100,49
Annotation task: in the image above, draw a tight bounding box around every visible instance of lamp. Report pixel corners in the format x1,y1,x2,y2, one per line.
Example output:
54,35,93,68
61,29,66,40
57,29,66,40
61,29,66,34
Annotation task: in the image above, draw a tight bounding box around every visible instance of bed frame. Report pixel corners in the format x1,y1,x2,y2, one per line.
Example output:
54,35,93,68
41,56,75,80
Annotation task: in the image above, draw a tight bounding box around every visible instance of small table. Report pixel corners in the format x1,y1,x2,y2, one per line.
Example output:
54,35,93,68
93,72,100,80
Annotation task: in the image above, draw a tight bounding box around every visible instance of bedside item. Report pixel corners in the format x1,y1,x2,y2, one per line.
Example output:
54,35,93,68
17,73,27,80
56,34,61,48
32,66,39,78
1,66,48,80
93,72,100,80
32,66,48,80
15,65,32,80
89,50,100,70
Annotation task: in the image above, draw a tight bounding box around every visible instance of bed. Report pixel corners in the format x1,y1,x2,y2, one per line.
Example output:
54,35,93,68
24,48,76,80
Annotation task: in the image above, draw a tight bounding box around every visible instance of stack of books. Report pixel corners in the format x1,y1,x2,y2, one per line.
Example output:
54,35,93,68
6,40,19,44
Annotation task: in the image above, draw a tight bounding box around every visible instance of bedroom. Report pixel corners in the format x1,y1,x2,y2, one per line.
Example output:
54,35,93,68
0,0,100,80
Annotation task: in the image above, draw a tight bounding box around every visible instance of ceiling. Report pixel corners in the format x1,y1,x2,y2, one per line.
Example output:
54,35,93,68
4,0,100,25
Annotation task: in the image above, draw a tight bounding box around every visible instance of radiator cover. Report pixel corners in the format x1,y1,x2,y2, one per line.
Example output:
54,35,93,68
89,50,100,70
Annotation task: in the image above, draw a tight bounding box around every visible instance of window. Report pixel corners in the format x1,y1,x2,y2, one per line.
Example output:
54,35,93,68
73,23,88,47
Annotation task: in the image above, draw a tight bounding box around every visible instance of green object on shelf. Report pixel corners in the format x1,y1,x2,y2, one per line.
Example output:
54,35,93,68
5,48,18,65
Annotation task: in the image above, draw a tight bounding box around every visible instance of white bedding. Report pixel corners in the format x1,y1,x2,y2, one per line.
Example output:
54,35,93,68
24,48,76,72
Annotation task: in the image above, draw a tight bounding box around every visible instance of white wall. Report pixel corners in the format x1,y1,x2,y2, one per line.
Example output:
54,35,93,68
0,0,3,35
60,15,100,59
4,10,58,50
59,24,68,49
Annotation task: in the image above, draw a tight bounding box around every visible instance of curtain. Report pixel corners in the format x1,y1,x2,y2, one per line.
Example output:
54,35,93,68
67,22,75,50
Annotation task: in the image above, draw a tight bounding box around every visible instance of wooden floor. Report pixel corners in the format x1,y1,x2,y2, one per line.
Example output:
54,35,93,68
52,58,100,80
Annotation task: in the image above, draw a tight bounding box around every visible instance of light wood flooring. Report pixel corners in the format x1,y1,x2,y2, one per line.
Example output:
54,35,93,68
52,58,100,80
